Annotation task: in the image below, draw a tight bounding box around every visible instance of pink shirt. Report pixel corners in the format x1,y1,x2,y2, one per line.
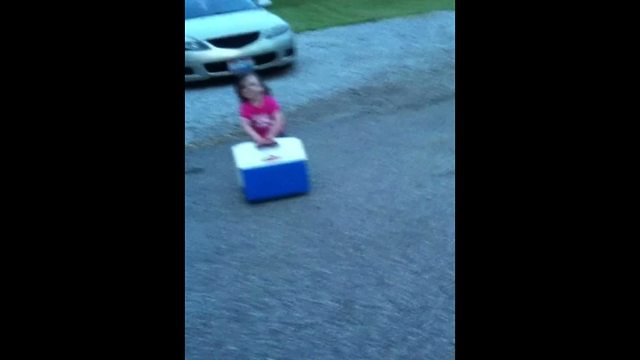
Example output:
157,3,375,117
240,95,282,138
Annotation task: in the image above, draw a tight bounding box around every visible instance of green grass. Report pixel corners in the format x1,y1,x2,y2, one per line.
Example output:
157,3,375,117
269,0,455,33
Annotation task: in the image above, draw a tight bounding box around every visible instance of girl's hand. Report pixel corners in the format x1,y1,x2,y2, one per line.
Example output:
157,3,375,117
255,137,273,146
256,137,278,148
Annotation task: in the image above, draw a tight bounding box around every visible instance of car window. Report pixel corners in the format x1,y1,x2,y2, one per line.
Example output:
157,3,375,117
186,0,259,19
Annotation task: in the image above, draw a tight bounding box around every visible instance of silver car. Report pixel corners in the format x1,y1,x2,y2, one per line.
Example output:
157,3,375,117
185,0,296,82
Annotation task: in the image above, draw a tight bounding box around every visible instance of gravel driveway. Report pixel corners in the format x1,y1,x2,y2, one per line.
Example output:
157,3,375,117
185,11,454,146
185,10,455,359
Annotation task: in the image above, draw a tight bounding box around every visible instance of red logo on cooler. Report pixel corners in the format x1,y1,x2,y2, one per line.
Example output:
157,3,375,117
262,154,281,162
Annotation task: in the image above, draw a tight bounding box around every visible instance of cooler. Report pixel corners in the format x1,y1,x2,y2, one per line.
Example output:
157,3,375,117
231,137,310,202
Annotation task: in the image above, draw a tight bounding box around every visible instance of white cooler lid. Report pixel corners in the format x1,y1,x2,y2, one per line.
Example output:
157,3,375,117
231,137,308,169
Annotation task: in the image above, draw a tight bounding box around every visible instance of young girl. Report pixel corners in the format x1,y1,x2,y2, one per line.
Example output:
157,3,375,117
234,72,286,146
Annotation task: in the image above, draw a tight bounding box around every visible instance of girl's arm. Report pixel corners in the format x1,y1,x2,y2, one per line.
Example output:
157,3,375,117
267,110,286,139
240,117,268,144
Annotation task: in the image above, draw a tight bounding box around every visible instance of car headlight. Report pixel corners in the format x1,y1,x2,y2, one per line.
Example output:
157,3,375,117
185,38,209,51
263,25,290,39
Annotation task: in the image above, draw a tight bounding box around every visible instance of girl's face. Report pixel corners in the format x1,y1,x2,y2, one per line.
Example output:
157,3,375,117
240,75,265,101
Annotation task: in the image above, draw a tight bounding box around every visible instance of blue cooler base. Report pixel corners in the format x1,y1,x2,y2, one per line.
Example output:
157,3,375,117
242,161,310,202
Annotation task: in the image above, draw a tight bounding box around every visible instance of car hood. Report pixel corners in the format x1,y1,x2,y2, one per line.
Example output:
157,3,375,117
185,9,287,40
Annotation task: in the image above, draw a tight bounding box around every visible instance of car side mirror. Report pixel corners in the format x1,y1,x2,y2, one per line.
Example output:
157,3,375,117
255,0,272,7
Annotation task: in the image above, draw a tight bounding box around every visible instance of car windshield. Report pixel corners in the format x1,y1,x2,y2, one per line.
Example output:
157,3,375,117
186,0,259,19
